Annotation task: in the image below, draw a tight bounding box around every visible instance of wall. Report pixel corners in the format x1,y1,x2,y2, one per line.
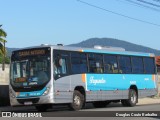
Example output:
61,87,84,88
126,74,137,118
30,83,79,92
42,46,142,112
0,64,9,85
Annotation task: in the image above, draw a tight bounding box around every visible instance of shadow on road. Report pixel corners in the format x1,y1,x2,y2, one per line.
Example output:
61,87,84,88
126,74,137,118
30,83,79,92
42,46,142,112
0,102,125,112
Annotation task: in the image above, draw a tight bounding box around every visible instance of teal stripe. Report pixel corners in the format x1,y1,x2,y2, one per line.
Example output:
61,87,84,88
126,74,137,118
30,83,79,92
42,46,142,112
16,87,47,98
83,50,151,57
86,74,155,91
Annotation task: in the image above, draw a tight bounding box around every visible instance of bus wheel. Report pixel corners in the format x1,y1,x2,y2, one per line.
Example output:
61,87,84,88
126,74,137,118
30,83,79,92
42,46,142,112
93,101,108,108
35,105,49,112
122,89,137,107
128,89,137,106
69,90,84,111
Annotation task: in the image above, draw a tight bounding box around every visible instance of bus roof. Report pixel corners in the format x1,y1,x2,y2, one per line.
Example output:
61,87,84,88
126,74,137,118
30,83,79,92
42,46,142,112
14,44,155,57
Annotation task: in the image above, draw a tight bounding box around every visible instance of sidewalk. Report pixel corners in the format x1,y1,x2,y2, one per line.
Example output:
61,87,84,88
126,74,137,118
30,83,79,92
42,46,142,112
137,97,160,105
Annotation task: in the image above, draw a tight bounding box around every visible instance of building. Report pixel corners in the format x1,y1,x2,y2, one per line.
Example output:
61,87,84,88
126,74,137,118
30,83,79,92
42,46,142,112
155,56,160,97
156,56,160,73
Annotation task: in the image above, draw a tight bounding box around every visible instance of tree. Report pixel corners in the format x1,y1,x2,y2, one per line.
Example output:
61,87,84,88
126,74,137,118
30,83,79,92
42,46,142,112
0,25,8,66
0,25,7,57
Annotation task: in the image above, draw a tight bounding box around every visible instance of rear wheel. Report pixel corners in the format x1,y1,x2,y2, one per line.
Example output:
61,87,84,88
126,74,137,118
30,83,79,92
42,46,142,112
121,89,137,107
128,89,137,106
69,90,84,111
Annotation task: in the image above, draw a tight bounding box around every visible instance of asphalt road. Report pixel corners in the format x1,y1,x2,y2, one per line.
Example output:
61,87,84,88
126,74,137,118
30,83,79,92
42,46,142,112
0,103,160,119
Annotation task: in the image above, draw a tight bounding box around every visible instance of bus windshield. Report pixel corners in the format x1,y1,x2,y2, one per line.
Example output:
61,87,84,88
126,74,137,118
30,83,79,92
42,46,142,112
10,48,51,91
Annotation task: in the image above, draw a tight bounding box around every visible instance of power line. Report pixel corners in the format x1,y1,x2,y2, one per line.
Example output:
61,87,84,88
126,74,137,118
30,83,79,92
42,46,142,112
124,0,160,12
136,0,160,8
77,0,160,27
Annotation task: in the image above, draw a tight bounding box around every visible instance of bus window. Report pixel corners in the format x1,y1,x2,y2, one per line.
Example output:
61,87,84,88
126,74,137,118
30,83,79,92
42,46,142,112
53,51,69,80
54,57,67,75
88,54,103,73
143,57,155,74
132,57,144,74
118,56,132,74
104,55,118,73
71,52,87,74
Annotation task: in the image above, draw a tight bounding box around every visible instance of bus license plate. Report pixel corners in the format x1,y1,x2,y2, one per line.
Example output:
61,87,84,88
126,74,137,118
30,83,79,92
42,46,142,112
24,101,32,105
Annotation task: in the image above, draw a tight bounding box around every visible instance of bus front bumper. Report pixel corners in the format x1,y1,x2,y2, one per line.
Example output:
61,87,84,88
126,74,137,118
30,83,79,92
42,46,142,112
10,93,54,106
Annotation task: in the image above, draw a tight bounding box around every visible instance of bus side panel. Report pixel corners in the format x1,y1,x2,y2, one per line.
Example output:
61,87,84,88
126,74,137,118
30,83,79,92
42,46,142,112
85,90,126,102
139,89,157,98
54,73,157,103
84,74,157,101
54,75,86,103
138,74,158,98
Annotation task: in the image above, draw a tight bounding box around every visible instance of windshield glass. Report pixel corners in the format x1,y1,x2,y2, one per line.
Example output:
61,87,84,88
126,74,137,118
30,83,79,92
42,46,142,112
10,48,51,91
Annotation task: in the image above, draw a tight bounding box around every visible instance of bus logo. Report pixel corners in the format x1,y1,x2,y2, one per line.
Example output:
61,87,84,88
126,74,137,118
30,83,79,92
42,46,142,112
89,76,106,85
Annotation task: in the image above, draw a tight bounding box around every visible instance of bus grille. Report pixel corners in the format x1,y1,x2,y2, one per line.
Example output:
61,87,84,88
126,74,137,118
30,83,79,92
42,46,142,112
17,98,40,104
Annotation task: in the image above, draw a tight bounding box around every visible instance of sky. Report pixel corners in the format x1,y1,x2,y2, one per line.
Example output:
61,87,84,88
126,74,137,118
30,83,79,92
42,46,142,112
0,0,160,50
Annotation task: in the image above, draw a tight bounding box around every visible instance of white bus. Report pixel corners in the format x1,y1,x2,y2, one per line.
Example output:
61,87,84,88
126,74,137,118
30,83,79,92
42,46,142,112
9,44,158,111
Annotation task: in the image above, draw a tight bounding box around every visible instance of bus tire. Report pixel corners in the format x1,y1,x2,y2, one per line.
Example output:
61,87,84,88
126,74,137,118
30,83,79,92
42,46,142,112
122,89,137,107
69,90,84,111
127,89,137,106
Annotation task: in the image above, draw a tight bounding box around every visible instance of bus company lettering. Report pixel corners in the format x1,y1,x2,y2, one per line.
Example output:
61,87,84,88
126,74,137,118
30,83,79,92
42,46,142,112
89,76,106,85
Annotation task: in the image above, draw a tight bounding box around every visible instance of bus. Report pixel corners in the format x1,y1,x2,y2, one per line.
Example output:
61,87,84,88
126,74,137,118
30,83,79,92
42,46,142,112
9,44,158,111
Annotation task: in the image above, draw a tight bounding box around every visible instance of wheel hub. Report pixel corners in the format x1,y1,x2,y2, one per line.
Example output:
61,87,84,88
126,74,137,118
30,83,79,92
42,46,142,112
74,95,80,106
131,92,136,103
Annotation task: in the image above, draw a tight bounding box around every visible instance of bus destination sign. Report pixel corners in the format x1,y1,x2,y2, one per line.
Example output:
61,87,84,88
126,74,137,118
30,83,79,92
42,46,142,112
18,49,45,57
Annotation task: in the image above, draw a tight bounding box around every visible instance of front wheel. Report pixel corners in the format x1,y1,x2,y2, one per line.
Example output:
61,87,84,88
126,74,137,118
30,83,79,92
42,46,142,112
69,90,84,111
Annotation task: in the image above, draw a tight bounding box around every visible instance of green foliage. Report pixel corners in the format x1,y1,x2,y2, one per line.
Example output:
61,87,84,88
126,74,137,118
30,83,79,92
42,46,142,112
0,27,7,37
0,42,6,55
0,38,7,43
0,25,7,57
0,56,10,64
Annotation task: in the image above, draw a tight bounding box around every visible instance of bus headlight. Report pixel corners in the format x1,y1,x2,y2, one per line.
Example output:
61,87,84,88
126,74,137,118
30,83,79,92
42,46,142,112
43,87,50,96
9,90,15,98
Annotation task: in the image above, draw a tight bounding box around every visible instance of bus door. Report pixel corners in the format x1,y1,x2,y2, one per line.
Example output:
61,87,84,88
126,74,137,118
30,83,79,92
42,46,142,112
53,50,70,80
53,50,71,102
